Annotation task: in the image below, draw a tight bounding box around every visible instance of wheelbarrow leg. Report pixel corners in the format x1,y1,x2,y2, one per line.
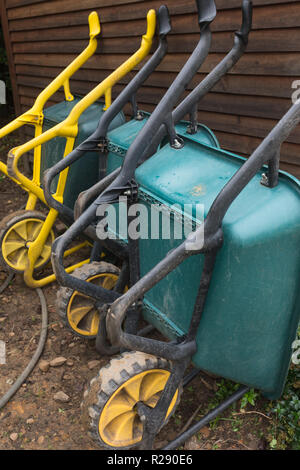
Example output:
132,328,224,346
137,357,191,450
135,252,220,449
163,385,249,450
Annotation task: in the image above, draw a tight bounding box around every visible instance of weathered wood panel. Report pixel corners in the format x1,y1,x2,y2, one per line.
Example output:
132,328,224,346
1,0,300,177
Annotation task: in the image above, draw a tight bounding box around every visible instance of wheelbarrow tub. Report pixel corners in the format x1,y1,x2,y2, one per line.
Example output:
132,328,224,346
132,139,300,400
105,112,220,175
40,96,125,209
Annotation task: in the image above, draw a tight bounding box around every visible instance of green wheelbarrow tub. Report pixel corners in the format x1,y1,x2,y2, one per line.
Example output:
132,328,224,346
129,138,300,400
105,111,220,175
40,96,125,209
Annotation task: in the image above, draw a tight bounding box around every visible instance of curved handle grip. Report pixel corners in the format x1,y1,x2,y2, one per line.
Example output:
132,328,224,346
88,11,101,39
195,0,217,28
157,5,171,38
235,0,253,45
143,9,156,42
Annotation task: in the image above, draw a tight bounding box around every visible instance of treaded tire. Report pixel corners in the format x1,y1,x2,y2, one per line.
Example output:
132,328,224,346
81,351,183,450
56,261,120,339
0,210,55,273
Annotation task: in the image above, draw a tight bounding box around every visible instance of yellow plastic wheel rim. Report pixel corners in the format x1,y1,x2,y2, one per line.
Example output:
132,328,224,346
99,369,179,448
2,218,54,272
67,273,119,337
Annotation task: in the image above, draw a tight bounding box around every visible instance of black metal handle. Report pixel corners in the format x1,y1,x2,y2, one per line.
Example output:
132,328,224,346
75,0,253,219
195,0,217,28
50,1,214,297
138,0,253,164
235,0,253,45
43,7,171,218
74,168,120,220
157,5,171,37
203,99,300,239
93,0,215,205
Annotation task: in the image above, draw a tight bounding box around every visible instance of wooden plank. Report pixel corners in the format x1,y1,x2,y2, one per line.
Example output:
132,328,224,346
7,0,300,21
15,67,297,101
12,36,152,55
213,129,300,164
10,17,158,40
17,82,294,122
11,28,300,54
196,92,292,121
6,0,51,8
133,86,293,121
8,3,300,33
0,0,20,114
154,53,300,77
17,97,300,178
5,0,300,179
17,76,106,99
196,110,300,145
12,20,300,49
167,28,300,54
8,3,195,32
144,73,296,100
18,79,300,144
13,50,300,77
15,65,116,85
7,0,148,19
280,162,300,179
20,95,58,108
13,53,138,69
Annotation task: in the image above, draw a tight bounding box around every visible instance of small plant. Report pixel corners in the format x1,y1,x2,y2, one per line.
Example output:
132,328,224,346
206,379,240,429
268,328,300,450
240,388,259,409
212,379,240,407
231,416,243,433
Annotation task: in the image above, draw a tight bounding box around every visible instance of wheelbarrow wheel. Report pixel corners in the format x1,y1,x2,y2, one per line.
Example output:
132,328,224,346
81,351,182,450
57,261,121,339
0,210,55,273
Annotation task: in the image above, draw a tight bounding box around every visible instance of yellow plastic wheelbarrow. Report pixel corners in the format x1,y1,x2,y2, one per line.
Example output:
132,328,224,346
0,9,156,288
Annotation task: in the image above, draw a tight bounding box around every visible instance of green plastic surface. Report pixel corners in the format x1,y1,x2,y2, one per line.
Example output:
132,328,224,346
114,138,300,399
105,113,220,175
41,97,125,209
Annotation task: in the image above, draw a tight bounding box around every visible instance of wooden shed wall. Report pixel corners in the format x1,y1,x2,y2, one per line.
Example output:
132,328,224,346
1,0,300,178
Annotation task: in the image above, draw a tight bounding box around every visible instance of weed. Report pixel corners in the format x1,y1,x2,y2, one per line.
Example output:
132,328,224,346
267,328,300,450
240,389,259,409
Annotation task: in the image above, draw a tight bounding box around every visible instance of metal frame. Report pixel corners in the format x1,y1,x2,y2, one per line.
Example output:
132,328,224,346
0,9,157,288
51,0,263,449
66,0,253,220
51,0,251,302
0,11,101,182
101,97,300,450
43,5,172,226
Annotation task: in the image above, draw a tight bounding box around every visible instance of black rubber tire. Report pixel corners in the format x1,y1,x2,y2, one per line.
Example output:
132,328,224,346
56,261,120,339
81,351,182,450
